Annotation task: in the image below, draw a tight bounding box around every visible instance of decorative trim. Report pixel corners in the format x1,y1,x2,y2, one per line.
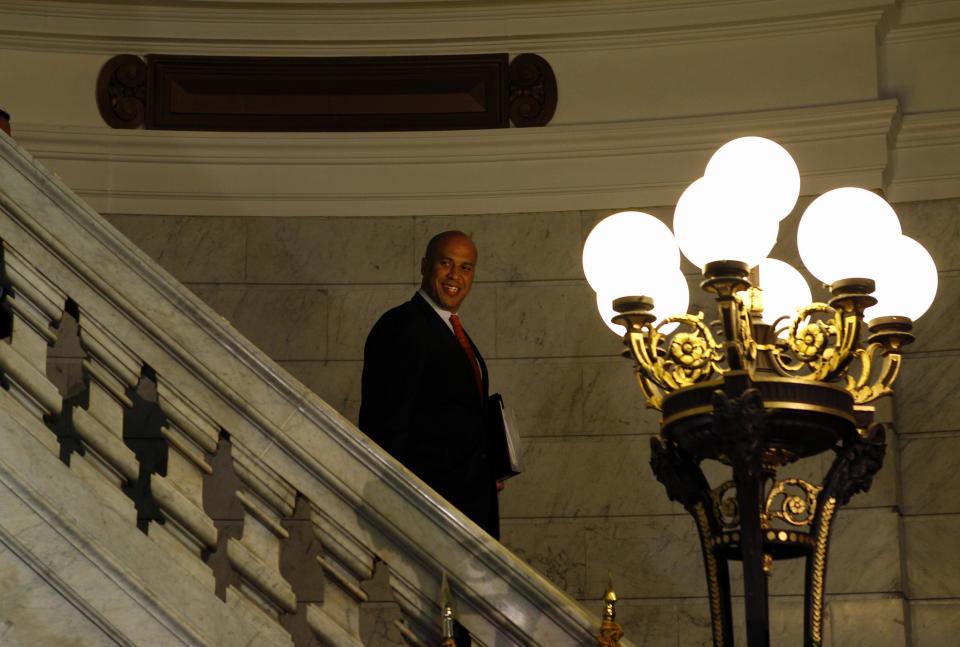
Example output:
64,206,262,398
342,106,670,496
0,0,894,56
888,110,960,201
95,53,558,131
96,54,147,129
508,54,557,128
894,110,960,148
694,501,726,647
19,99,901,163
884,16,960,44
809,496,836,646
14,99,903,216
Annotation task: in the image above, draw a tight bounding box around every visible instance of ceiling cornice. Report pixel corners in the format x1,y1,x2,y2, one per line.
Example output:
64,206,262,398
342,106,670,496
0,0,895,55
11,99,901,217
15,100,899,165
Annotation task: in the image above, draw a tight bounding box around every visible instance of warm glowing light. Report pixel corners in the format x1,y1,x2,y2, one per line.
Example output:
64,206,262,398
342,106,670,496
797,188,902,285
738,258,812,334
673,176,779,269
705,136,801,222
582,211,680,295
596,268,690,336
865,235,939,321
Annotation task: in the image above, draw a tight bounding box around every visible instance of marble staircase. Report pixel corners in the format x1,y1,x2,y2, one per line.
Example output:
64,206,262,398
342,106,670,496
0,131,628,646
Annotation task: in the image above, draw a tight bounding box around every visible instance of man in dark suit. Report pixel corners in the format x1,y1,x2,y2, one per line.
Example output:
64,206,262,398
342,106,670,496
359,230,500,539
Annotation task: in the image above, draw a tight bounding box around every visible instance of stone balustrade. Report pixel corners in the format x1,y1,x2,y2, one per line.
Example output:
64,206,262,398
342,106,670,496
0,130,622,645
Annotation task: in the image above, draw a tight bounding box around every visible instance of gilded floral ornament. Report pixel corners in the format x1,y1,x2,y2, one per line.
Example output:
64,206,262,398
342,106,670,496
711,480,740,529
765,478,821,527
669,332,713,383
765,301,860,384
621,281,906,410
625,312,724,404
671,332,709,367
794,322,827,359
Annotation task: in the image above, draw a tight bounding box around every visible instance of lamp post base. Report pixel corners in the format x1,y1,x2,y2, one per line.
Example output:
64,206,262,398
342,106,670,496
649,381,886,647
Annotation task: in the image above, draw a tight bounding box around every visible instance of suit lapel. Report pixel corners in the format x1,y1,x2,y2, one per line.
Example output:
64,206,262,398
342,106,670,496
411,292,487,399
411,293,459,349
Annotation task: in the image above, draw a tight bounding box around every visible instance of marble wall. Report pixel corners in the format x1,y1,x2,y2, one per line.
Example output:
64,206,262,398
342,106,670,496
890,198,960,646
59,195,956,646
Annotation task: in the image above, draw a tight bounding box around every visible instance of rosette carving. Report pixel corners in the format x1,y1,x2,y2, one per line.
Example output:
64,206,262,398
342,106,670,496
96,55,147,129
765,478,821,527
627,313,724,395
768,303,859,382
508,53,557,127
711,481,740,529
620,266,907,414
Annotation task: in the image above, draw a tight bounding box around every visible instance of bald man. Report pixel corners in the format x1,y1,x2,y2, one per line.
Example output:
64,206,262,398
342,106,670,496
360,231,500,539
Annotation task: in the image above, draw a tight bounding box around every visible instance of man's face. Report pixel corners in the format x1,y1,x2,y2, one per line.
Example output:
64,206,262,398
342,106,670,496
420,234,477,312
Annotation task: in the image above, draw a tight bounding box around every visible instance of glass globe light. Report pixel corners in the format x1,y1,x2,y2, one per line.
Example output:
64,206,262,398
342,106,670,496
582,211,680,295
596,267,690,336
673,175,779,270
797,187,902,285
737,258,812,334
864,235,938,321
705,136,801,222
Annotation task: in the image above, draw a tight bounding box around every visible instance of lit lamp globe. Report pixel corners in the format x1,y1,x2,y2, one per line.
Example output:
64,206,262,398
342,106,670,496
582,210,680,294
864,235,938,322
673,175,779,270
705,136,801,222
738,258,812,334
797,187,902,285
596,267,690,335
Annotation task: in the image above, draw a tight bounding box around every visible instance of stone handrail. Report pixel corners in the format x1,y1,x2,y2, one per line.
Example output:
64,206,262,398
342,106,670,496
0,132,628,646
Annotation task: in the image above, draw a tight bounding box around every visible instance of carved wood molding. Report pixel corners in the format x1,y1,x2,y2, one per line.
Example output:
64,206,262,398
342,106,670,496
96,54,148,129
95,53,556,132
508,53,557,128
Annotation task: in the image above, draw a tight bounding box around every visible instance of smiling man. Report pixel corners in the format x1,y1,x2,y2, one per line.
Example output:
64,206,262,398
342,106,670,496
359,230,500,542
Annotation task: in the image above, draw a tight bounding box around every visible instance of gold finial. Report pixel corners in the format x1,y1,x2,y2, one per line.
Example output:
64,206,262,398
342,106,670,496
440,572,457,647
597,575,623,647
603,577,617,622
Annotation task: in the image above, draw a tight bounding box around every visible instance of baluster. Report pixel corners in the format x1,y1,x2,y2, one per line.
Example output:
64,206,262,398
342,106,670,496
69,311,141,521
306,505,375,647
148,379,219,590
389,570,444,647
0,244,65,453
226,441,297,643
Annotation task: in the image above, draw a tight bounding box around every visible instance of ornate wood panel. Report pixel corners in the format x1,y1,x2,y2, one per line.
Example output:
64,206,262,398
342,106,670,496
96,53,556,131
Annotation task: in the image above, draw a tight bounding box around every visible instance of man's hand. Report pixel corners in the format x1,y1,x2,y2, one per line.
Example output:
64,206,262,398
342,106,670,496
496,480,506,493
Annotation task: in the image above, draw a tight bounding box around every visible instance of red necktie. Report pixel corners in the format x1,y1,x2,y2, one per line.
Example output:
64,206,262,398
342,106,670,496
449,314,483,396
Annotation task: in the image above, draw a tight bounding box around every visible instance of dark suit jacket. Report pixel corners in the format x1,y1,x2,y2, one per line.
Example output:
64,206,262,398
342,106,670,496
359,292,499,538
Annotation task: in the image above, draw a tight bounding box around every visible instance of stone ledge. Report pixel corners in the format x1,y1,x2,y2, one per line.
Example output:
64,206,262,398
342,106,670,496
13,99,900,216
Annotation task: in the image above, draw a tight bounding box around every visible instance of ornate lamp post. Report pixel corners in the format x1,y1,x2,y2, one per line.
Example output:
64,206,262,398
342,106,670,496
583,137,938,647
